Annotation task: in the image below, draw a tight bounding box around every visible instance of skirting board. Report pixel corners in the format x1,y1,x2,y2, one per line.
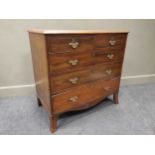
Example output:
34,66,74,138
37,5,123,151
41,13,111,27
0,74,155,97
0,84,36,97
121,74,155,85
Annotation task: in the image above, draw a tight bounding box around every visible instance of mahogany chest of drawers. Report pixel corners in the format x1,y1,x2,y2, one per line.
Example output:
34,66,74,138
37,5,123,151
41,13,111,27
29,30,128,133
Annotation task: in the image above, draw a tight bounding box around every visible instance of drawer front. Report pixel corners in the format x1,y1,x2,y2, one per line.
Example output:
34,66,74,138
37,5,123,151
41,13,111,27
93,50,124,64
48,52,93,75
52,78,120,114
51,62,122,94
95,34,127,49
46,33,127,53
48,50,123,75
46,34,94,53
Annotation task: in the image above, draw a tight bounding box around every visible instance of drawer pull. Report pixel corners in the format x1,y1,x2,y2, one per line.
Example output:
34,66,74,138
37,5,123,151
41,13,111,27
69,77,79,84
109,40,116,46
104,87,111,91
106,69,112,75
69,96,79,102
68,39,79,48
68,59,79,66
107,54,114,59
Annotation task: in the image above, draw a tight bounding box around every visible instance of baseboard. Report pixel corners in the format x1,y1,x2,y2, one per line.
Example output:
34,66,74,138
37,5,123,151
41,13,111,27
121,74,155,85
0,74,155,97
0,84,36,97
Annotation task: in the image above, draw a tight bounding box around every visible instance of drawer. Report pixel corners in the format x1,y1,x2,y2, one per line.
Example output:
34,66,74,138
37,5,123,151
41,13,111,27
95,34,127,49
46,34,94,53
93,50,124,64
51,62,122,94
48,52,93,75
52,78,120,114
48,51,123,75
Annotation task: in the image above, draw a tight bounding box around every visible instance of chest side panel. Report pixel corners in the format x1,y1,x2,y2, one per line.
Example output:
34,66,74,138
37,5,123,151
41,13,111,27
29,33,51,115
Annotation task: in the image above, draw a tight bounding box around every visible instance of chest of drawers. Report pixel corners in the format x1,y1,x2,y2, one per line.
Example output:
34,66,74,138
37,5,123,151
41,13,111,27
29,30,128,133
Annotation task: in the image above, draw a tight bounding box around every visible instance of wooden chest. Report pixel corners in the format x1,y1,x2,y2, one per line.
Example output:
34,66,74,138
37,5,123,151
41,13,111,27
29,30,128,133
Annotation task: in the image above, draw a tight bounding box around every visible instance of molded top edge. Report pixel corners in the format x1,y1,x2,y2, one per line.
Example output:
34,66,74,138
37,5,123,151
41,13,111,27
28,29,129,34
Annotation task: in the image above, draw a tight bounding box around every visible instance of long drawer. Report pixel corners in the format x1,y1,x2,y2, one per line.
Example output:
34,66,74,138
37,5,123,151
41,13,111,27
52,78,120,114
50,62,122,94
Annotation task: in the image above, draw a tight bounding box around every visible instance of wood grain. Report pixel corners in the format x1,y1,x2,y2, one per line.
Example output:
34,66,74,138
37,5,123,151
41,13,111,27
28,29,129,34
50,62,122,94
48,50,124,75
52,78,120,114
29,30,128,133
29,33,51,115
95,33,127,47
46,34,94,53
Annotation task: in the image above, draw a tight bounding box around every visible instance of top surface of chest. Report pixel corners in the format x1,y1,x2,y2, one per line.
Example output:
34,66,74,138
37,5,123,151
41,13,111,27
28,29,129,34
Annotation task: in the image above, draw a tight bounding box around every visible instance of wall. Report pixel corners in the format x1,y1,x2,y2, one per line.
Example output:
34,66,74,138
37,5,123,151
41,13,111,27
0,19,155,96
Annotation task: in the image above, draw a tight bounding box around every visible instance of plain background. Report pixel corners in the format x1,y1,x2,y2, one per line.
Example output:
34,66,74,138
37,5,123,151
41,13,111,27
0,19,155,96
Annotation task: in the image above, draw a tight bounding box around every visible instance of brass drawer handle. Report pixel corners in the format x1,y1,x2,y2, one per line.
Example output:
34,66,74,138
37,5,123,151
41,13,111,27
69,77,79,84
104,87,111,91
68,39,79,48
107,54,114,59
106,69,112,75
69,96,79,102
68,59,79,66
109,40,116,46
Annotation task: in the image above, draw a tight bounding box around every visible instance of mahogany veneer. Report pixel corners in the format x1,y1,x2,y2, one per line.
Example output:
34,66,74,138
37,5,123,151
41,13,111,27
29,30,128,133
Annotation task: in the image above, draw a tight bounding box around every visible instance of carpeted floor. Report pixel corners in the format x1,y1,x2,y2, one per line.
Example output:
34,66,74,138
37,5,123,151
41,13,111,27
0,83,155,135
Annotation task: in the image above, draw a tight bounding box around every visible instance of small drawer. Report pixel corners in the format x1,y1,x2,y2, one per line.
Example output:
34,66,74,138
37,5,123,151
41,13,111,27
52,78,120,114
93,50,124,64
46,34,94,53
95,34,127,49
48,52,93,75
50,62,122,94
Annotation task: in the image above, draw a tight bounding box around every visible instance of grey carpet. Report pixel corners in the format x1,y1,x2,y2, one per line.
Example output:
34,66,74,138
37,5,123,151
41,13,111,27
0,83,155,135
